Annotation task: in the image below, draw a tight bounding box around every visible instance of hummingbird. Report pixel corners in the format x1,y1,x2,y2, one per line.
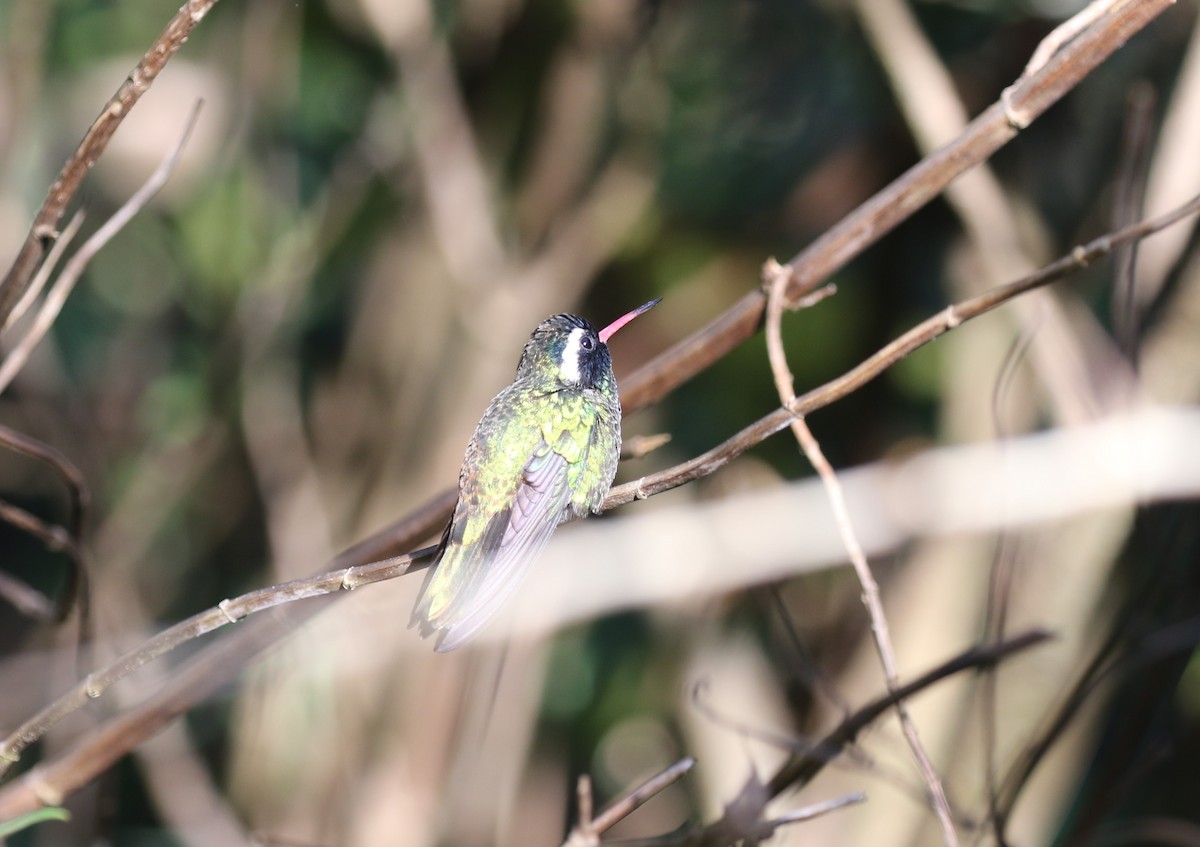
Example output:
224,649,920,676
411,299,661,652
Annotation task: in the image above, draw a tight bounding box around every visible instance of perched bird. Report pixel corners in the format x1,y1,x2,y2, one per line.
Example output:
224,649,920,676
411,299,660,651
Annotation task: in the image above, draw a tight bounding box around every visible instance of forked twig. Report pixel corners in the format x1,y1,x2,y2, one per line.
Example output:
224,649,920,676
562,759,696,847
761,263,958,846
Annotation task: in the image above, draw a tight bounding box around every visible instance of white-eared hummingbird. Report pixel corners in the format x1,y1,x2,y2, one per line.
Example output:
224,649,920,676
411,299,661,651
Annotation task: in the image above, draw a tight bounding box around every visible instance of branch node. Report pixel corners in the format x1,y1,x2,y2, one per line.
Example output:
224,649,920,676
32,225,60,244
84,676,103,699
633,478,650,500
943,305,962,330
341,567,361,590
217,600,239,624
1000,85,1032,130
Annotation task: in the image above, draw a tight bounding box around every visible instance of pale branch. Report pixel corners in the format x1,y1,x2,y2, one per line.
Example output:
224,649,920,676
0,571,57,623
0,196,1193,802
0,0,221,325
0,102,203,395
341,0,1180,566
763,264,957,847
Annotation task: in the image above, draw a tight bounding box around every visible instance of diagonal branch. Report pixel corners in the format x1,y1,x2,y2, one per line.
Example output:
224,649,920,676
0,0,222,326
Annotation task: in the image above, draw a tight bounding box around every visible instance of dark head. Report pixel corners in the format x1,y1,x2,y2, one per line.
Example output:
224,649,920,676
515,299,660,390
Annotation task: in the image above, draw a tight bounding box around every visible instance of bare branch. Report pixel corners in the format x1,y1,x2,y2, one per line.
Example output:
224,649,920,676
0,0,222,325
0,101,204,395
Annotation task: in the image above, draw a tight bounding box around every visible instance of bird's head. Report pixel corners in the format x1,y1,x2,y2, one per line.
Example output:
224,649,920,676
516,300,660,389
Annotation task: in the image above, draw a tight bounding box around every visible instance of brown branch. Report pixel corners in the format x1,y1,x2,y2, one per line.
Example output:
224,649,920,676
763,264,958,847
0,0,221,326
0,425,90,625
0,424,89,539
615,0,1176,415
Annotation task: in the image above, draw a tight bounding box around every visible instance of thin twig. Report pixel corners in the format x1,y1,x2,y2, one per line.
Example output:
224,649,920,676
0,101,204,395
0,499,85,622
766,630,1052,797
614,0,1175,416
0,571,57,622
0,423,90,542
762,261,958,846
2,211,84,333
561,759,696,847
0,0,222,325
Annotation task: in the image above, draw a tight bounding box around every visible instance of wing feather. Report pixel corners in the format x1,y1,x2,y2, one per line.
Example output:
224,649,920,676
413,438,575,651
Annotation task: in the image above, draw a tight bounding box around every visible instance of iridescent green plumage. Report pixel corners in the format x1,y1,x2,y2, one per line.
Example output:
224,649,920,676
411,302,658,651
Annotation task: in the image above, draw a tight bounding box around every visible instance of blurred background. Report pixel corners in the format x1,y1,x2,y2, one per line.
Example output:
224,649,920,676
2,0,1200,844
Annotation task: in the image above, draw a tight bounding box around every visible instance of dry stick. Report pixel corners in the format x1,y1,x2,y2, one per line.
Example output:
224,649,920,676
2,212,84,334
0,570,57,622
0,424,89,541
0,424,91,624
0,0,222,326
762,266,958,847
0,499,86,616
1,195,1196,801
0,102,203,395
561,759,696,847
344,0,1177,564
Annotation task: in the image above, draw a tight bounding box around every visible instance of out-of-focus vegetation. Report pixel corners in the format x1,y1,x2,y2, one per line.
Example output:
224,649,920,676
2,1,1200,845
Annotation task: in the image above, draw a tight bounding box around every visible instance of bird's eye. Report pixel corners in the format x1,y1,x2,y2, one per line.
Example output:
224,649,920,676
581,336,594,351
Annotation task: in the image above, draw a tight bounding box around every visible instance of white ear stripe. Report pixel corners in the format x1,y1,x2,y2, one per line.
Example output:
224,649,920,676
559,327,586,383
